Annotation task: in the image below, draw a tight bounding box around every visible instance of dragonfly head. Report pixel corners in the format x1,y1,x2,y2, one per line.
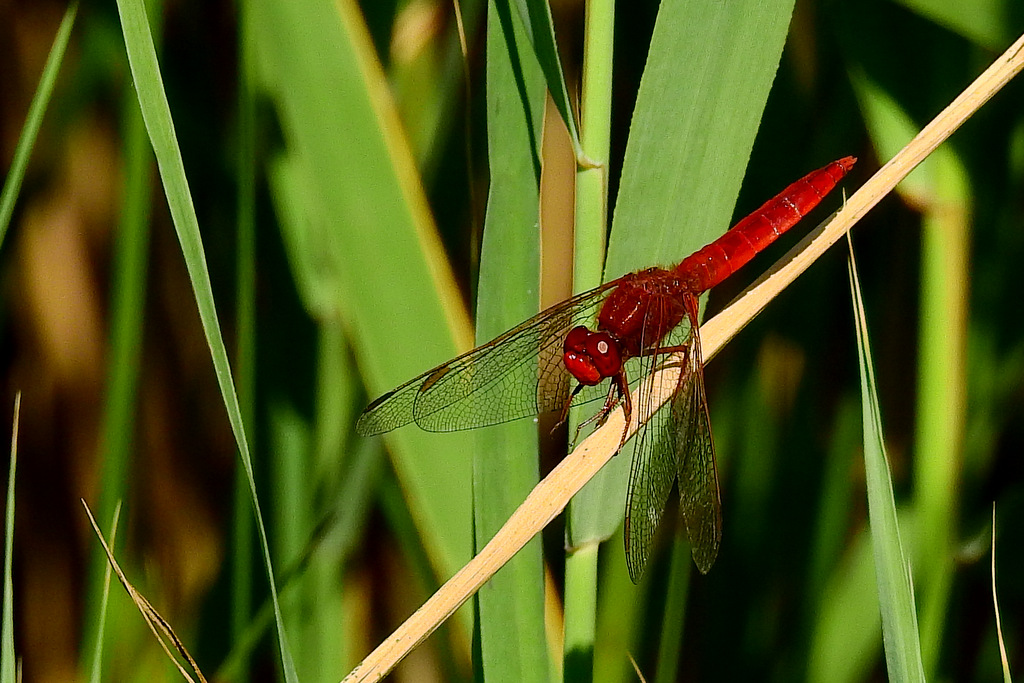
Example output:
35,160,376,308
563,326,623,386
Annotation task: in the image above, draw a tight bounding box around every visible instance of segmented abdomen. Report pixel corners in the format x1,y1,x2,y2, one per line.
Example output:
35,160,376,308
674,156,856,293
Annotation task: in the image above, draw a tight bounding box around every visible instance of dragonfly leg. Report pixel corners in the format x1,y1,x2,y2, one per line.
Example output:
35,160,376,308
565,370,636,454
614,371,631,452
636,343,690,367
553,383,586,431
567,381,619,448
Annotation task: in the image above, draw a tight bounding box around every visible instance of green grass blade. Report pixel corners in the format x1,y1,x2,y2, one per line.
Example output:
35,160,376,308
593,531,644,683
84,79,153,677
562,0,615,674
893,0,1009,49
87,503,122,683
112,0,298,678
848,239,926,683
0,1,78,247
807,525,884,683
472,1,550,680
572,0,614,293
563,543,599,681
231,0,257,666
1,395,20,683
604,0,798,277
852,71,968,677
653,527,691,683
511,0,583,158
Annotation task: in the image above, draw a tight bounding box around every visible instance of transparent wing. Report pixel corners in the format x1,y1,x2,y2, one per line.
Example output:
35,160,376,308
623,298,693,583
672,328,723,574
356,279,622,436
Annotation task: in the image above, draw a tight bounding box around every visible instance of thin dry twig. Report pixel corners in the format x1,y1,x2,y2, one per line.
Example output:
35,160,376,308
82,500,209,683
342,30,1024,683
991,505,1012,681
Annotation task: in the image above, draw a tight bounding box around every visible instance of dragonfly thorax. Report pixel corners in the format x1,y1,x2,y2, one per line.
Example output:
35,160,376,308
597,268,689,357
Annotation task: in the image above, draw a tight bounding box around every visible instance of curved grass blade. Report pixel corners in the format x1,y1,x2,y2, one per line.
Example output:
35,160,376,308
82,501,209,683
85,34,157,667
508,0,584,160
112,0,298,678
0,1,78,247
991,506,1012,683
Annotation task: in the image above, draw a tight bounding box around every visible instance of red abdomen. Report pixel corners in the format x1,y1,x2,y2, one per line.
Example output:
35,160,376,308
674,156,856,293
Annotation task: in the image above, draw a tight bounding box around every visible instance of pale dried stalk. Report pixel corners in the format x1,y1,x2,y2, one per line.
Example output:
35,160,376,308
342,31,1024,683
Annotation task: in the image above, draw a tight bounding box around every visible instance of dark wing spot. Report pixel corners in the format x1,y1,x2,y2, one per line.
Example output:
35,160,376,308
420,365,452,395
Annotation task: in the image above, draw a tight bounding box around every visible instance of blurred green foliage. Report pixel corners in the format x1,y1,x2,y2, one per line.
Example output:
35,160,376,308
0,0,1021,681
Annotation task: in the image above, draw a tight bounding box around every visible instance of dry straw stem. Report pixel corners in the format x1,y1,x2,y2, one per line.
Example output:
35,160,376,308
991,505,1011,679
82,501,209,683
342,31,1024,683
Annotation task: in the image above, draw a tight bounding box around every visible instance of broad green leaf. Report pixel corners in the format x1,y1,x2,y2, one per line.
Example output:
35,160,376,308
471,1,550,680
569,0,799,554
250,0,476,596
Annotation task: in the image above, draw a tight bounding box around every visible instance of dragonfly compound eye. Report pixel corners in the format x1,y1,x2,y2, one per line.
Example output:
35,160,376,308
563,326,613,385
586,331,622,377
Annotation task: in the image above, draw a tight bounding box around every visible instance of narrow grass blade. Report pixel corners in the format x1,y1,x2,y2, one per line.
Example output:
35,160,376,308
847,238,925,683
84,42,156,667
571,0,614,290
1,395,20,683
593,532,643,683
509,0,583,159
807,525,883,683
473,1,550,680
87,503,122,683
112,0,297,678
653,527,692,683
0,1,78,246
563,543,599,681
231,0,257,665
893,0,1008,49
853,70,970,676
562,0,615,674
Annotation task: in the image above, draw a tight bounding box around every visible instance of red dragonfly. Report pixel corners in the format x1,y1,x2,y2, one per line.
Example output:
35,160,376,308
357,157,856,581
